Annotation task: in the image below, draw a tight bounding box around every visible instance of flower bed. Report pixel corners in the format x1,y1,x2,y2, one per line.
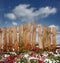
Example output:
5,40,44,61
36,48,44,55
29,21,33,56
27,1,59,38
0,48,60,63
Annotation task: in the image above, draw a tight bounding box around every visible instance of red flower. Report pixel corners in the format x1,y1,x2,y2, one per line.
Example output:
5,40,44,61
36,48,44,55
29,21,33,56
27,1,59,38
10,61,14,63
33,47,42,52
6,57,11,61
38,60,44,63
0,61,4,63
32,47,43,54
6,55,17,62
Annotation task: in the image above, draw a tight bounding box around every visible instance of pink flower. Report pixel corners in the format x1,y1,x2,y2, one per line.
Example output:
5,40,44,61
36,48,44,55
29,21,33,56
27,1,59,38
41,56,46,61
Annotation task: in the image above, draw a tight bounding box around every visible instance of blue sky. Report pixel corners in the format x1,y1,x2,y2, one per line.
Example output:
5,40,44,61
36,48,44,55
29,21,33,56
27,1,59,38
0,0,60,43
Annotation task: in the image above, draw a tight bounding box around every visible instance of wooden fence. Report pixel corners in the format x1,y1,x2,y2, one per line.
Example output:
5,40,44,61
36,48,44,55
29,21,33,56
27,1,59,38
0,23,56,52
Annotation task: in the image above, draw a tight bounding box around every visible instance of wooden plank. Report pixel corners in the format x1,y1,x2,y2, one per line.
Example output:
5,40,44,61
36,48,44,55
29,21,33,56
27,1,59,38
23,24,28,49
47,27,51,51
13,27,18,52
8,28,13,51
0,28,2,50
32,23,36,49
38,25,43,49
3,28,8,52
19,25,23,51
25,23,31,50
43,27,47,50
7,28,9,52
52,27,56,51
19,25,23,37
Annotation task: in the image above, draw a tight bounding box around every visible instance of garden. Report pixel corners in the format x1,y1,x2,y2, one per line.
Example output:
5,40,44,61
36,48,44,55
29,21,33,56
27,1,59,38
0,23,60,63
0,47,60,63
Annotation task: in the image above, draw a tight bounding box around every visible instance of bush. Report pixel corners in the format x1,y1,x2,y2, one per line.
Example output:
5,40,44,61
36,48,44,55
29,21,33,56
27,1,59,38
33,47,43,54
20,57,27,63
30,59,39,63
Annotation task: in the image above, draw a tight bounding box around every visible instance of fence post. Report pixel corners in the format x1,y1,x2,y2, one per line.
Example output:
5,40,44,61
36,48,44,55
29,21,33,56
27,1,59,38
38,24,43,49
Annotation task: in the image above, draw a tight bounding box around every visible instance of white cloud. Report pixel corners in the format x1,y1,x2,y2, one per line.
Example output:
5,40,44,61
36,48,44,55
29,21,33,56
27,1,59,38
12,22,17,25
49,25,59,31
13,4,35,22
35,7,57,19
5,4,57,22
5,13,16,20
